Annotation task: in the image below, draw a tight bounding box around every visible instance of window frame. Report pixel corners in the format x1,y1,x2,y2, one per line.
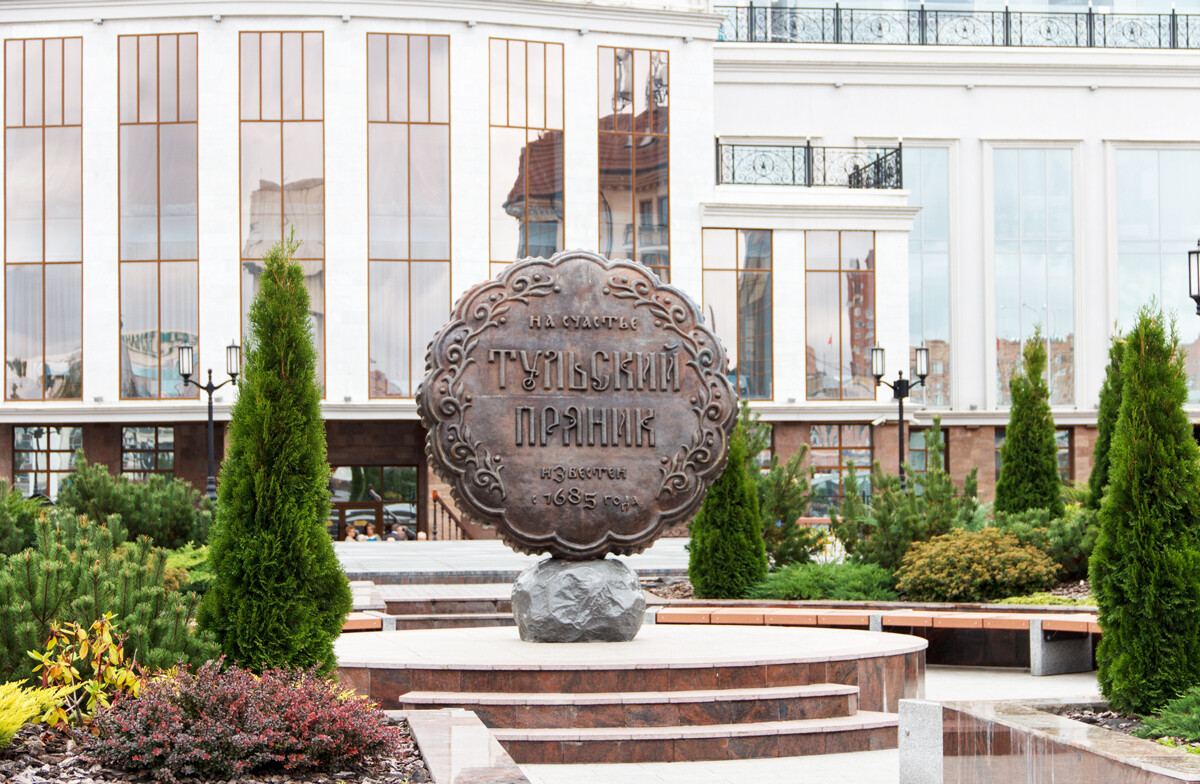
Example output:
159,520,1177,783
120,425,176,480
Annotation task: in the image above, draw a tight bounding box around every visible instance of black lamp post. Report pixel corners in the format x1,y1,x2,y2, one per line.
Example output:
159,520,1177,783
1189,240,1200,315
871,345,931,493
178,342,241,500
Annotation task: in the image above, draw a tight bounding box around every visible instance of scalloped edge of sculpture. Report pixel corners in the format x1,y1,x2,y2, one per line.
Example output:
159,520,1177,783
416,250,737,560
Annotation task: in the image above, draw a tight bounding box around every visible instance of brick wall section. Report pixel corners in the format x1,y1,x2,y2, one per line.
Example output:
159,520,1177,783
82,423,122,474
174,421,224,492
947,426,997,502
1073,424,1098,489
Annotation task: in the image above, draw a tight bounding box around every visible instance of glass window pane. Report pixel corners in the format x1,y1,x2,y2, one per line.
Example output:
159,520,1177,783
44,126,82,262
120,124,158,261
411,125,450,260
806,272,839,399
6,265,42,399
411,262,451,392
161,261,199,398
527,42,545,130
810,425,838,448
160,123,199,260
43,39,62,127
368,124,409,260
24,40,42,126
409,36,429,124
704,270,737,366
739,270,772,399
240,33,260,120
367,34,387,122
5,128,44,262
179,34,197,122
702,228,736,269
120,262,158,398
158,451,175,471
370,261,410,397
741,230,771,270
844,424,872,447
490,126,527,260
806,231,838,270
261,33,281,121
282,32,303,120
159,35,177,122
547,44,564,130
44,263,82,399
842,232,874,270
282,122,324,259
303,33,322,120
240,123,282,260
391,35,410,124
138,36,157,123
844,271,875,399
157,426,174,448
6,42,24,125
62,38,81,126
507,40,525,127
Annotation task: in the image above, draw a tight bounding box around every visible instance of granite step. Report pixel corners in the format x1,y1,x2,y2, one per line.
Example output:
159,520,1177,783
391,613,515,630
399,683,859,728
384,598,513,615
492,710,899,763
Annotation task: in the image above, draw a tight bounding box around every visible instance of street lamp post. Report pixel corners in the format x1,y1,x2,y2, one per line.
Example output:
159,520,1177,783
178,342,242,500
1189,240,1200,315
871,345,931,493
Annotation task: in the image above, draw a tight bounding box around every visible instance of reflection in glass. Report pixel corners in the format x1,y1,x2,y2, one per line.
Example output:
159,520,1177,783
120,125,158,260
739,271,772,399
369,124,409,259
44,263,82,399
411,125,450,259
120,262,158,397
599,46,668,276
806,232,875,400
6,265,42,399
159,124,198,259
240,123,282,260
160,262,198,398
993,148,1074,406
904,146,951,406
1116,148,1200,402
282,122,325,259
806,272,839,400
44,126,82,262
369,261,410,397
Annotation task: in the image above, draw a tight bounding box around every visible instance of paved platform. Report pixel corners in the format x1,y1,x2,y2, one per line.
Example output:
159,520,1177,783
335,537,690,582
521,665,1101,784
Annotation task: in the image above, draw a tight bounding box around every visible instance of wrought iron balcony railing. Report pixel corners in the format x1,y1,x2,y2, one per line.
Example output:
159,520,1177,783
716,4,1200,48
717,141,902,188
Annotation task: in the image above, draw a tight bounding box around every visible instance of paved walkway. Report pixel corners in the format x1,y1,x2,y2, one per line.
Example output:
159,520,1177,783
520,665,1101,784
335,537,690,578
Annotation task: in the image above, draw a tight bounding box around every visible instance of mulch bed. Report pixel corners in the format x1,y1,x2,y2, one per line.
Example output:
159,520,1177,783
0,718,430,784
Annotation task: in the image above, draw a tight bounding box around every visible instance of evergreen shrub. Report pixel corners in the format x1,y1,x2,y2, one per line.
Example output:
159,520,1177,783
0,682,60,748
1090,305,1200,715
1137,685,1200,741
991,504,1098,581
56,453,212,549
198,235,352,673
0,484,45,555
896,528,1057,602
87,660,400,784
688,418,768,599
0,509,217,684
747,561,896,601
995,326,1064,517
830,418,981,574
1087,334,1125,509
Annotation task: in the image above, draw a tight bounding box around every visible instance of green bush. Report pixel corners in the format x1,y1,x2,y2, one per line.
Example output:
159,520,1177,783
1088,334,1125,509
831,418,980,575
198,235,352,674
1137,685,1200,740
747,561,897,601
688,416,768,599
991,504,1098,581
164,543,213,596
995,326,1065,517
56,453,212,550
1091,305,1200,715
0,483,46,555
0,509,218,685
0,682,60,748
896,528,1057,603
995,593,1093,606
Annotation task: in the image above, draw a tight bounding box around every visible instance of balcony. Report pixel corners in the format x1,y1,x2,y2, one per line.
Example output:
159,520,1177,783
716,4,1200,49
717,141,902,189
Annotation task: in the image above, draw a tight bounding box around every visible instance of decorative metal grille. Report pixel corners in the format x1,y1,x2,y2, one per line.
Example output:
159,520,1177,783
717,142,902,189
716,4,1200,49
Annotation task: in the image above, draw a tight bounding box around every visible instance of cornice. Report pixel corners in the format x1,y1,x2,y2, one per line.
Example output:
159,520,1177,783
703,200,921,231
0,0,725,38
0,400,421,423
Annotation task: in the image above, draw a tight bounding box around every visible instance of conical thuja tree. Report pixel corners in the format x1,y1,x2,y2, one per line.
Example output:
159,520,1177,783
1087,333,1124,510
688,417,767,599
1090,305,1200,714
995,326,1064,517
198,235,351,674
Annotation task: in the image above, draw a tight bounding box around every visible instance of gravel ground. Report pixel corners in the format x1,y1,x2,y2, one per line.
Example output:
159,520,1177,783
0,718,430,784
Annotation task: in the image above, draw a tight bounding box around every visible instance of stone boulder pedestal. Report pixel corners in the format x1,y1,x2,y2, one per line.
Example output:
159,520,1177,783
511,558,646,642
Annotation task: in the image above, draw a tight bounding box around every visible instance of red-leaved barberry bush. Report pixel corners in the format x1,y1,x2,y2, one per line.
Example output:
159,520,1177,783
85,659,399,782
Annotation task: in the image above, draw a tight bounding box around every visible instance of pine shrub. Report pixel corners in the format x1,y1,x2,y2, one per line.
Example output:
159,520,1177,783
0,509,217,684
687,419,768,598
198,235,351,674
830,420,980,574
87,660,400,783
0,483,45,555
747,561,896,601
1090,305,1200,715
1137,685,1200,741
995,326,1065,517
56,453,212,549
896,528,1057,603
1087,334,1125,509
991,504,1098,581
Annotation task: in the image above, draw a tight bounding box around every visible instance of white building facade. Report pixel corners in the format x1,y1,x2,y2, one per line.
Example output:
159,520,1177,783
1,0,1196,527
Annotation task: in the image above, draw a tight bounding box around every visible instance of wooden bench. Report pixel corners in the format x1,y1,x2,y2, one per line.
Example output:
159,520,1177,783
657,606,1098,675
